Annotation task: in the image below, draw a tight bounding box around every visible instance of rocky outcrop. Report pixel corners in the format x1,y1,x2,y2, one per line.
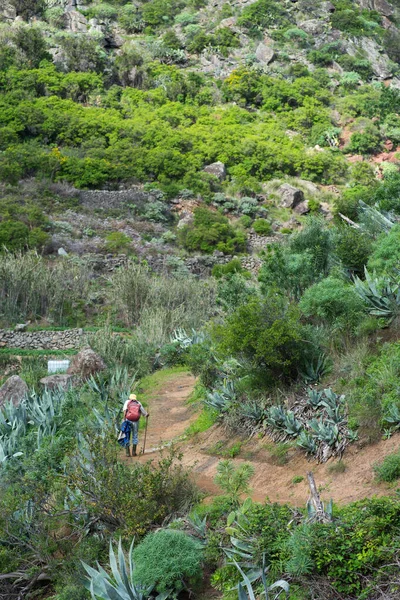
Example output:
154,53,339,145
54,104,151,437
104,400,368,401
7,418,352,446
67,348,106,380
63,10,88,33
346,37,392,79
278,184,306,209
40,374,74,390
0,329,85,350
0,1,16,21
358,0,394,17
255,39,275,65
203,162,227,180
0,376,28,407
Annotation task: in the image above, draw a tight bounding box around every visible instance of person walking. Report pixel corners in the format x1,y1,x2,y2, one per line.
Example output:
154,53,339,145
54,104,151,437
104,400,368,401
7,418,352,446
122,393,149,457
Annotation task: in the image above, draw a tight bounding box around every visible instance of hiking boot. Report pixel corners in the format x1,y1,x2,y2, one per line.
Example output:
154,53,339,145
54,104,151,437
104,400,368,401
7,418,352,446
132,444,137,457
125,446,131,457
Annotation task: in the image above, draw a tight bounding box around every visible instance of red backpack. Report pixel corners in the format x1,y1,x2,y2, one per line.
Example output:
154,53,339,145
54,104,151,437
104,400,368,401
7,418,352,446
126,400,141,422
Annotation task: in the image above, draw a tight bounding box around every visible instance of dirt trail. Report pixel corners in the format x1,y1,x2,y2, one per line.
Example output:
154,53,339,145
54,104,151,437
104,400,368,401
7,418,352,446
125,371,400,507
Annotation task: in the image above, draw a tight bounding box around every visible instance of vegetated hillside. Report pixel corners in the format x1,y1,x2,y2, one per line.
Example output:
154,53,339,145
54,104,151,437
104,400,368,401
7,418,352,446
2,1,400,600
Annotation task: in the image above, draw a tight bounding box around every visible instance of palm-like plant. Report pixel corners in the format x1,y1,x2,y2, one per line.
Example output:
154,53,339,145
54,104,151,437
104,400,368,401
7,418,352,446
82,538,153,600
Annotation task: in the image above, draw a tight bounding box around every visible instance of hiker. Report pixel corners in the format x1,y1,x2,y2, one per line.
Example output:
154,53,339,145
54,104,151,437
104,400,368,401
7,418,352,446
122,393,149,457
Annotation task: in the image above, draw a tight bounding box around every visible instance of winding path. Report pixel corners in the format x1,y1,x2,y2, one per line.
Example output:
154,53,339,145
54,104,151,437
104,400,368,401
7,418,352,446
123,370,400,506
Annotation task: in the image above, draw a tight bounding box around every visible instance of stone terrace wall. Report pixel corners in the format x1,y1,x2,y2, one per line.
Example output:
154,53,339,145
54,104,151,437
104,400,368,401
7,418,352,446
0,329,86,350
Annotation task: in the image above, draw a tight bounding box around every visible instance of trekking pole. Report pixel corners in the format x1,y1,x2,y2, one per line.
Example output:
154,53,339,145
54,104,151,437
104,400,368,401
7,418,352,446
141,416,149,455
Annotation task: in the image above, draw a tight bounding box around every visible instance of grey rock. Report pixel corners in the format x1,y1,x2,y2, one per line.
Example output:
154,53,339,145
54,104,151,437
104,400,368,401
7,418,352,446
293,200,310,215
40,374,74,391
278,184,305,209
358,0,393,17
0,376,28,407
67,348,106,380
58,247,68,256
177,211,194,229
255,40,275,65
0,1,16,21
64,10,87,32
203,161,226,180
298,19,325,36
346,37,392,79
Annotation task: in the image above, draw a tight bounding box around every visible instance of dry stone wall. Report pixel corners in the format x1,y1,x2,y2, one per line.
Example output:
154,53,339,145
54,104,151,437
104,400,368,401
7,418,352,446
0,329,86,350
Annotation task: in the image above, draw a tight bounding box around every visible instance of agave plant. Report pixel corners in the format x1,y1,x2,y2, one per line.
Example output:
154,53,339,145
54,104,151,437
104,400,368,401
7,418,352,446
306,389,324,409
309,419,339,446
205,379,236,412
300,353,331,384
296,431,317,455
235,555,289,600
82,538,153,600
353,268,400,321
282,411,302,437
266,405,287,430
383,404,400,429
171,328,206,349
240,400,266,424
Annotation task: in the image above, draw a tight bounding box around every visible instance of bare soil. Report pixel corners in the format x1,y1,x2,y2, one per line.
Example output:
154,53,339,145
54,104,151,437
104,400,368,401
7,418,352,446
123,371,400,507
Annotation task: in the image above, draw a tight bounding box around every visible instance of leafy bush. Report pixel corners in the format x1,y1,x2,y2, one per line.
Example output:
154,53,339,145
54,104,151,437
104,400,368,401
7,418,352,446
346,125,382,155
214,459,255,505
299,277,366,331
133,530,203,596
214,295,304,380
252,219,272,235
178,207,246,254
334,226,372,274
237,0,290,36
367,225,400,274
104,231,132,253
212,258,243,278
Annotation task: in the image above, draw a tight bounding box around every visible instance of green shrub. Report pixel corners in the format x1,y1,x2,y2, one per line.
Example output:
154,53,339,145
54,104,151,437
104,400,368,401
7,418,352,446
133,530,203,595
178,207,246,254
299,277,366,331
237,0,290,36
104,231,132,253
374,452,400,482
368,225,400,274
346,126,382,155
334,227,372,274
214,295,304,380
212,258,243,278
253,218,272,235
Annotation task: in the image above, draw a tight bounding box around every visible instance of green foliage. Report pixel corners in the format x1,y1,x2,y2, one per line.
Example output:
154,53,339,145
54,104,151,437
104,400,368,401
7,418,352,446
367,225,400,274
83,538,153,600
334,226,372,274
133,530,203,595
237,0,290,36
212,258,243,278
9,0,45,19
214,295,304,380
374,452,400,482
299,277,366,331
178,207,246,254
105,231,132,253
252,218,271,235
214,459,255,505
346,125,382,155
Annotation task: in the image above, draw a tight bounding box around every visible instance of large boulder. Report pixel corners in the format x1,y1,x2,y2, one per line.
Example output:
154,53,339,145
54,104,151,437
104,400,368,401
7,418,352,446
278,184,305,209
255,39,275,65
203,161,226,181
40,374,74,391
67,348,106,380
0,376,28,407
358,0,394,17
